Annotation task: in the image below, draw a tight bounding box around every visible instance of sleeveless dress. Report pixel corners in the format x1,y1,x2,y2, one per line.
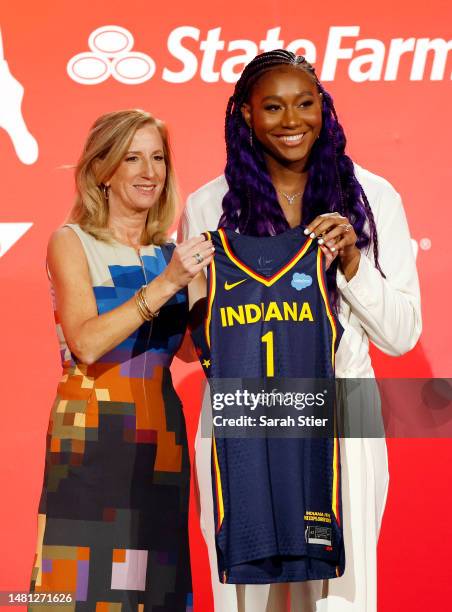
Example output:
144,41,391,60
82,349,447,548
30,224,192,612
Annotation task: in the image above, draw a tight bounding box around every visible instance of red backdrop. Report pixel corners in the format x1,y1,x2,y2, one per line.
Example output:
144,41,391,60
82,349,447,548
0,1,451,610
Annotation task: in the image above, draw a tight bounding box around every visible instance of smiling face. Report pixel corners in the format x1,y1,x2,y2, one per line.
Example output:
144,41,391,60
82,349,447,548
106,123,166,213
241,66,323,171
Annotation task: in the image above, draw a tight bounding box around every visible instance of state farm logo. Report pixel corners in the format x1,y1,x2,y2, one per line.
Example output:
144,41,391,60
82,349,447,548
67,25,452,85
67,26,156,85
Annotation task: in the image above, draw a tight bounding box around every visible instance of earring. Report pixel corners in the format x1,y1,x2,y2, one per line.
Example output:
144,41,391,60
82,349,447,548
101,184,110,201
249,127,253,148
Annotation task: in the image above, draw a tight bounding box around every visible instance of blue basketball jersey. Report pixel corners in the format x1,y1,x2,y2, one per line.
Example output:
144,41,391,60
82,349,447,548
192,226,345,584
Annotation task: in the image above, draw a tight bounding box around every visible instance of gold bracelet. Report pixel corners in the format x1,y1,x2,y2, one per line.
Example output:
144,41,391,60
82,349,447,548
136,288,151,321
136,292,150,321
140,285,159,318
135,286,159,321
138,288,152,320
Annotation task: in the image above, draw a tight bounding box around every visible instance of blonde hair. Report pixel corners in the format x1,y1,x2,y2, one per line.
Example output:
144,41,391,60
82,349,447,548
68,109,178,245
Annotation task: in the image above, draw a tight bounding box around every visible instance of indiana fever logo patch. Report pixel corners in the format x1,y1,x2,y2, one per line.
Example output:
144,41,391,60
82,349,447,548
291,272,312,291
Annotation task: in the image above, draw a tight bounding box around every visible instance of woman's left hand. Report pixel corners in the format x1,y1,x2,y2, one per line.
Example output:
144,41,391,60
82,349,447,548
304,212,361,280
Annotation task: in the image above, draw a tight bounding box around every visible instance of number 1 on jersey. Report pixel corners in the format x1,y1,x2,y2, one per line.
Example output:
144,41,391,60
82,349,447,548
261,331,274,377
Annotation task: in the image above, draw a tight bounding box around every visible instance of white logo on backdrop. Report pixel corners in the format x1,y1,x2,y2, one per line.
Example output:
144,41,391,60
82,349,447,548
0,29,38,164
67,26,156,85
0,223,32,258
67,25,452,85
411,238,432,261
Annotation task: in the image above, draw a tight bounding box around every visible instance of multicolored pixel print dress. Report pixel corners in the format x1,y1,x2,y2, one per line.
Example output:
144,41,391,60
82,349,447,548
30,224,192,611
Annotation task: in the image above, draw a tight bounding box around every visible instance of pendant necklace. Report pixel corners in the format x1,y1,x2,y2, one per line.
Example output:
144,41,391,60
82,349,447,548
277,190,303,205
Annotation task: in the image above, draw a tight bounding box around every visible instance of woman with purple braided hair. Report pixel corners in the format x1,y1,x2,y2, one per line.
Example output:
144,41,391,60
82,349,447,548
181,50,421,611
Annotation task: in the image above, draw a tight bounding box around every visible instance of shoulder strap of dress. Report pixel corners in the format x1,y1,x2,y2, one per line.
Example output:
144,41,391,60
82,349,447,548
64,223,94,245
62,223,103,277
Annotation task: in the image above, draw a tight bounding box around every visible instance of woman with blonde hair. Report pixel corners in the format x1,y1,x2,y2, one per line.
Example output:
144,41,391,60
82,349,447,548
30,109,213,610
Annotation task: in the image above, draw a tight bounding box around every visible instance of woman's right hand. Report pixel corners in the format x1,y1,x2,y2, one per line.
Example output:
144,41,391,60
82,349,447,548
160,235,214,291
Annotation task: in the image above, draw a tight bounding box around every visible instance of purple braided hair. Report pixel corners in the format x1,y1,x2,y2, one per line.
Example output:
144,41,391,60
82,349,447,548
219,49,385,306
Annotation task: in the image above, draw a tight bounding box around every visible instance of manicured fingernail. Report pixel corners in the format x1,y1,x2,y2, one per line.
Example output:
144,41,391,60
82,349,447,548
303,228,310,235
310,232,316,239
212,247,215,251
330,247,336,252
318,238,324,245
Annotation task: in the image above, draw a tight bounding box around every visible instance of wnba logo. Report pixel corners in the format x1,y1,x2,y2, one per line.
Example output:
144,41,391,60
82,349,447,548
67,26,156,85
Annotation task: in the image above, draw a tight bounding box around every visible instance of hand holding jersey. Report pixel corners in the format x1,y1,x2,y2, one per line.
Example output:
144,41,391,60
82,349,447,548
303,213,360,281
163,235,214,291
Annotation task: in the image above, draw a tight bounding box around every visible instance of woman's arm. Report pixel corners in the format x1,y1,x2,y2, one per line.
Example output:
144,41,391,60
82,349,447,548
175,272,208,363
48,227,213,365
337,188,422,356
188,271,208,311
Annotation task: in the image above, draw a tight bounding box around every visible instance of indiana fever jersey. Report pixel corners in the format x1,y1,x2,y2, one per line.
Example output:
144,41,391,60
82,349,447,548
192,226,345,584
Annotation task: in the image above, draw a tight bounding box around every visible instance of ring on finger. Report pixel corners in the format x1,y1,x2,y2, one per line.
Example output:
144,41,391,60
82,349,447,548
193,252,204,264
344,223,353,232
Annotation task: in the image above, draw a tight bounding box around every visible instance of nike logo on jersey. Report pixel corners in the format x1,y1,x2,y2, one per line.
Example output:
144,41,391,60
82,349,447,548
224,279,247,290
